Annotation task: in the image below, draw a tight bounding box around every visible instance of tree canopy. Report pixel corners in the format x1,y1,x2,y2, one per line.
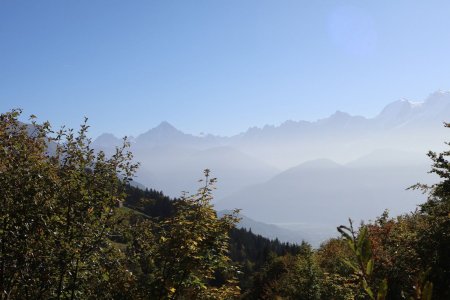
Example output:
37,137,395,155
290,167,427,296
1,110,449,299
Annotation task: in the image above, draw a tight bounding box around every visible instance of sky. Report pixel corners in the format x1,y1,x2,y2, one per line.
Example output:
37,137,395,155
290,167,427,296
1,0,450,138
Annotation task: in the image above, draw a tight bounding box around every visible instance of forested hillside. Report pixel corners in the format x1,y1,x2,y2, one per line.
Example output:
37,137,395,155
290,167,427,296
123,184,302,294
1,109,449,299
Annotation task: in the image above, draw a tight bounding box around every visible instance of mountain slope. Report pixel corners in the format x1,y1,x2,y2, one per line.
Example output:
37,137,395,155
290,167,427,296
217,155,434,227
218,210,308,244
134,146,279,198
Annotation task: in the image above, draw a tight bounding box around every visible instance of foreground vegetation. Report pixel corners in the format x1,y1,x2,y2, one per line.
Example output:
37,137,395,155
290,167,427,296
1,109,449,299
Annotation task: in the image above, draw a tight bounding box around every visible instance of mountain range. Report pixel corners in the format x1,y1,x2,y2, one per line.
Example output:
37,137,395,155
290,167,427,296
93,90,450,243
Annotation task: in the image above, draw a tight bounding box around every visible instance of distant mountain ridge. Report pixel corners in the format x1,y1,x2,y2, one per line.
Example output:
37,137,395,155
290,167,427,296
91,89,449,196
91,90,449,243
94,90,450,149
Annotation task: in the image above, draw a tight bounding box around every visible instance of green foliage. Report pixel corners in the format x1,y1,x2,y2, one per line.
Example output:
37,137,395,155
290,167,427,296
410,123,450,299
338,220,387,300
242,242,324,300
280,246,322,300
316,238,361,299
122,179,303,298
229,227,301,292
125,170,241,299
0,109,138,299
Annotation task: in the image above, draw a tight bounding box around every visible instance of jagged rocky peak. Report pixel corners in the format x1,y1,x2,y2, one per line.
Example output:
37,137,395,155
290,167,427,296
155,121,177,131
137,121,184,140
376,98,415,120
148,121,181,135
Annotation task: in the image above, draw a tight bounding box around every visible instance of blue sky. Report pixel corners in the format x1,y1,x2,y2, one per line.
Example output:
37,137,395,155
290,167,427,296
1,0,450,138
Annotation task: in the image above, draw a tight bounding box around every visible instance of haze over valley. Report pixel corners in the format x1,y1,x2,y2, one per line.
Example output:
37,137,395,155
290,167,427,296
92,90,449,244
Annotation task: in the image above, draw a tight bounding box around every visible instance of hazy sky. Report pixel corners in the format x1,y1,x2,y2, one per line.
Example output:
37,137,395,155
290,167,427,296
1,0,450,138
